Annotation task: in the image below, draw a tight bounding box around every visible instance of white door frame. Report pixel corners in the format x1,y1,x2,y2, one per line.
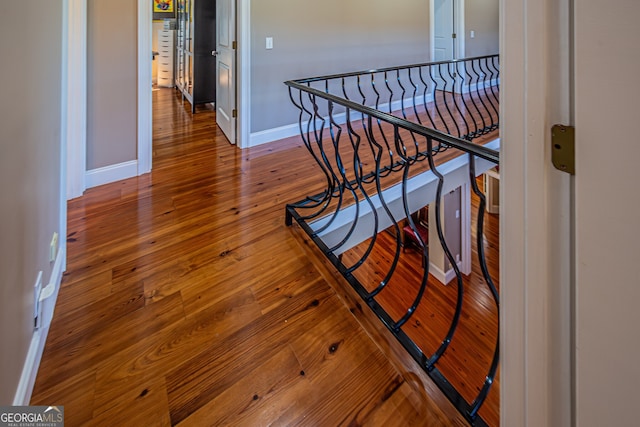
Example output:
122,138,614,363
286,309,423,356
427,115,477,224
65,0,87,200
237,0,251,149
66,0,252,199
138,0,152,174
500,0,573,425
430,0,464,61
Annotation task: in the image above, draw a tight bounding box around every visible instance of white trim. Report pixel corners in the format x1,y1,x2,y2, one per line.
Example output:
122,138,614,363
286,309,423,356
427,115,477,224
66,0,87,200
86,160,138,188
460,182,471,275
60,1,69,273
429,260,463,285
13,247,66,406
247,76,497,149
249,95,434,147
455,0,465,59
137,0,152,174
250,123,300,147
237,0,251,149
500,0,573,424
430,0,465,61
461,77,500,94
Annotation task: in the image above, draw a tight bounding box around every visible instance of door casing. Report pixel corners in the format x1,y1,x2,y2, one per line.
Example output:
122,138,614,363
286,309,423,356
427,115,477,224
430,0,464,62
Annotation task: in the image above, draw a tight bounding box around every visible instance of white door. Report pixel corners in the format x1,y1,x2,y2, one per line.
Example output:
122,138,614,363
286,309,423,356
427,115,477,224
432,0,462,92
216,0,236,144
434,0,455,61
573,0,640,425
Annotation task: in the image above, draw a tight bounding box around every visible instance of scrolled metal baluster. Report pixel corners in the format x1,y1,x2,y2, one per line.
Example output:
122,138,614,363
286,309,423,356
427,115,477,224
408,67,420,122
372,72,396,176
395,69,420,155
356,74,367,106
339,109,383,274
422,136,465,368
384,71,394,114
371,72,381,111
467,154,499,420
470,59,493,135
482,57,500,125
396,69,406,117
285,87,335,220
448,61,470,138
366,124,405,299
431,64,454,137
323,106,367,254
418,65,439,135
464,59,488,139
304,95,348,235
369,72,395,180
345,114,387,274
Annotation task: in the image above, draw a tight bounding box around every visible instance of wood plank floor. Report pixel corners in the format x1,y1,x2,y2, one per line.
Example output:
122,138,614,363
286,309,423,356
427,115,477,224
339,179,500,426
31,89,471,426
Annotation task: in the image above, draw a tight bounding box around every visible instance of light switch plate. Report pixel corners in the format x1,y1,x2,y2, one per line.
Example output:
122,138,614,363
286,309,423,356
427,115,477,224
266,37,273,49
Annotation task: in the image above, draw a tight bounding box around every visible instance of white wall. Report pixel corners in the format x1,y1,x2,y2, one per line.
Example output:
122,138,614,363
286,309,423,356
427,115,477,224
574,0,640,424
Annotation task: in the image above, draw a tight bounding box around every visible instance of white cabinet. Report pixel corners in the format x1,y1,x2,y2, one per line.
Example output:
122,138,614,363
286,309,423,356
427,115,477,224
157,30,174,87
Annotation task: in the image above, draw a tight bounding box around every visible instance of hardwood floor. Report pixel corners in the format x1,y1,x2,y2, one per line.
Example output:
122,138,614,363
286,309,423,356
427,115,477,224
31,89,471,426
338,179,500,426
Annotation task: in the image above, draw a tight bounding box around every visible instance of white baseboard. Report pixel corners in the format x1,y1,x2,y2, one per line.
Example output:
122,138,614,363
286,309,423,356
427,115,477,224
248,94,434,148
460,77,500,94
86,160,138,188
248,77,499,149
249,123,301,147
13,247,66,406
429,259,463,286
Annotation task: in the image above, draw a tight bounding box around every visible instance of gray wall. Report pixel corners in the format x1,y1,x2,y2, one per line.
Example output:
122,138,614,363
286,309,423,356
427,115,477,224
250,0,431,133
87,0,138,170
465,0,499,57
0,2,63,404
82,1,497,173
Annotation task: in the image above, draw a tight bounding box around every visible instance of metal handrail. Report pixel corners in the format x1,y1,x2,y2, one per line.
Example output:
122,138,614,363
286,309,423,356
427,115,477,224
289,54,499,84
284,54,500,427
284,81,499,164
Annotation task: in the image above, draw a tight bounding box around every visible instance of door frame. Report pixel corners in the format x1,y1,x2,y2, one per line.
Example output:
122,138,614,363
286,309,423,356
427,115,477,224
66,0,251,199
138,0,152,174
65,0,87,200
500,0,573,424
430,0,464,61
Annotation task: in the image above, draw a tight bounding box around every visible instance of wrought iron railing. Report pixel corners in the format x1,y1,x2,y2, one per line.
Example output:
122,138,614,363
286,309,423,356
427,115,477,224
284,55,500,426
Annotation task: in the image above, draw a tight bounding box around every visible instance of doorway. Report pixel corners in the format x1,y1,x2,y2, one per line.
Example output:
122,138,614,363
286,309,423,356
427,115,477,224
142,0,246,153
430,0,464,62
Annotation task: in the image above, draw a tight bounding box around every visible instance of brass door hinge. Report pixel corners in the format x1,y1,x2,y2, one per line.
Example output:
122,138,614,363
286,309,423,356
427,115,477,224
232,109,237,118
452,33,457,39
551,124,575,175
232,40,237,49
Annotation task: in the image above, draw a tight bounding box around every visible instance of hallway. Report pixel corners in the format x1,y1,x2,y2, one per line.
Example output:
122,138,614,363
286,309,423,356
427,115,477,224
30,88,466,426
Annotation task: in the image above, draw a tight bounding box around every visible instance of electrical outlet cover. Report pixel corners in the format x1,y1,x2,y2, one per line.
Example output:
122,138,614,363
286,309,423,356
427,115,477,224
34,271,43,328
